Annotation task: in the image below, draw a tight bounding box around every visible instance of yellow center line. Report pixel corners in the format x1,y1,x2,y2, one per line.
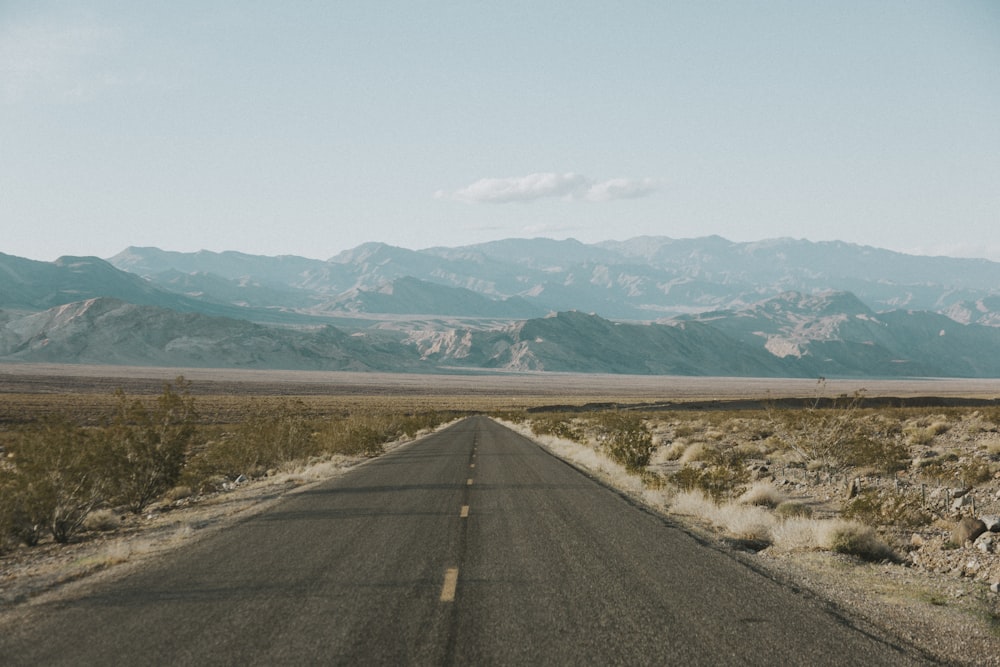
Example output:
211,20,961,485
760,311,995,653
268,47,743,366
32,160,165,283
440,568,459,602
460,505,470,518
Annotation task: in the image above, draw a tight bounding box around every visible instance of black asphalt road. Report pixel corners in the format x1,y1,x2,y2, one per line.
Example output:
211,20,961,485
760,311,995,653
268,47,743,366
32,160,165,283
1,416,926,665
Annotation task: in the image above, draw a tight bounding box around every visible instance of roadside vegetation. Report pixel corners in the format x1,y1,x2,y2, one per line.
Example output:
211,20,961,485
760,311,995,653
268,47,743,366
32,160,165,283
0,378,454,552
513,400,1000,587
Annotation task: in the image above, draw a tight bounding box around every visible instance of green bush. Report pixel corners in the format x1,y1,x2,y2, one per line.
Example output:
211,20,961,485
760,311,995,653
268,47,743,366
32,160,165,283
187,408,318,481
593,411,654,471
105,379,198,514
530,416,583,442
838,433,909,474
184,408,447,484
769,404,907,474
841,488,932,529
0,469,16,552
322,419,384,457
5,420,110,544
671,447,750,502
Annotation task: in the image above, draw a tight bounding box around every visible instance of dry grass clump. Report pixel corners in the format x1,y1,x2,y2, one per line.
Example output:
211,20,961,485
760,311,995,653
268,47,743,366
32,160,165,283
656,440,690,462
770,517,823,550
164,485,193,502
649,443,675,465
738,481,786,508
669,488,718,517
928,421,952,435
717,504,774,546
983,437,1000,458
774,500,813,519
670,489,896,561
678,440,714,464
672,423,699,439
101,540,135,566
905,426,937,446
82,509,120,532
819,520,897,562
670,491,773,545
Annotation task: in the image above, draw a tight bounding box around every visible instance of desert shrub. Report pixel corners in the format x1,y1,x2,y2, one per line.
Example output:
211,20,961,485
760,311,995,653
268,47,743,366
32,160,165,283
83,508,120,532
678,441,715,464
767,393,904,472
0,469,16,552
5,420,111,544
320,413,434,456
494,410,526,424
956,460,993,487
926,420,952,436
774,500,813,519
904,426,936,446
841,488,932,529
738,481,786,508
669,490,774,547
914,453,961,484
770,516,822,550
592,411,654,472
669,489,718,518
530,416,583,442
104,379,198,514
673,423,698,439
328,419,386,457
658,440,689,462
741,421,776,441
638,469,666,489
164,485,193,502
837,431,909,474
671,448,749,502
714,503,774,548
188,408,318,480
820,520,896,562
186,408,448,484
984,439,1000,459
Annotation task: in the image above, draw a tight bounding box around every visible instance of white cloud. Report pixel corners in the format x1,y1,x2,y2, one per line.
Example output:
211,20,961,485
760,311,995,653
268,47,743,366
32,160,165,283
583,177,658,202
446,172,588,203
440,172,658,204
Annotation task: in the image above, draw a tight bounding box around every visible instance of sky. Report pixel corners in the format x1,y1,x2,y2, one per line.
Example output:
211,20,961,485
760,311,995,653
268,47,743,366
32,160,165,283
2,1,999,263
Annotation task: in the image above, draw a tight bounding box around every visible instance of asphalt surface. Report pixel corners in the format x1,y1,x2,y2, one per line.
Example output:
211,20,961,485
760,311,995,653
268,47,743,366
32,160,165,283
0,416,927,665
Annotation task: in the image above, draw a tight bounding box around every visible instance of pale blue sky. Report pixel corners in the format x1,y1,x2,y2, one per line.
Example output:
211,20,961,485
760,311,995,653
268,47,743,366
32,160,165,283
3,1,999,262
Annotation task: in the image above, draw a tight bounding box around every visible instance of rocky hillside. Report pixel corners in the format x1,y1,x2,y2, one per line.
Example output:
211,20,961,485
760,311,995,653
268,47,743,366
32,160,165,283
0,298,418,371
681,291,1000,378
415,311,793,376
326,276,544,318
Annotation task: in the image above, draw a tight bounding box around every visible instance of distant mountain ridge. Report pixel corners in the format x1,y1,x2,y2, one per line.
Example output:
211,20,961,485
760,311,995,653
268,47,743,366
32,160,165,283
2,236,1000,377
108,237,1000,322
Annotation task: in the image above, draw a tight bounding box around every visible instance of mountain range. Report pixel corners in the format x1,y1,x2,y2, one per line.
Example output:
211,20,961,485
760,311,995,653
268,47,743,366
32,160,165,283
2,236,999,377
